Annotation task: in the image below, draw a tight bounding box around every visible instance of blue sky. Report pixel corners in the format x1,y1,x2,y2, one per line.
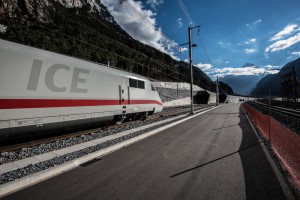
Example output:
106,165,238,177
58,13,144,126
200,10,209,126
102,0,300,80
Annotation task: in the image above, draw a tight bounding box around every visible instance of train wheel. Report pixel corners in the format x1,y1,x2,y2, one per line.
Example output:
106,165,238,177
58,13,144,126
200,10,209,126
113,114,126,125
141,112,148,121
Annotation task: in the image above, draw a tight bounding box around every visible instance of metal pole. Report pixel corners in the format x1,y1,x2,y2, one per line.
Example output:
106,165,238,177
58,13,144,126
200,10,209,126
188,27,194,114
292,66,297,108
216,76,219,106
269,88,271,144
177,83,179,99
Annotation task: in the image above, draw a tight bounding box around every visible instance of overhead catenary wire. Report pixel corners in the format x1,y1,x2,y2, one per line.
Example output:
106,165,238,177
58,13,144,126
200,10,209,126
176,0,220,92
30,25,186,82
108,0,194,81
177,0,215,77
113,0,181,53
69,21,178,73
197,37,213,68
177,1,300,96
122,1,180,48
274,44,300,67
177,0,194,26
5,2,211,89
107,0,188,63
176,0,213,67
31,0,184,80
116,0,156,31
249,41,300,97
61,0,201,85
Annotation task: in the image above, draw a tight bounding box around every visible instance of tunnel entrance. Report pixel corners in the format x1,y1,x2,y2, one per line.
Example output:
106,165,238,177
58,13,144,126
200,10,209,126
219,93,227,103
193,91,227,104
194,91,210,104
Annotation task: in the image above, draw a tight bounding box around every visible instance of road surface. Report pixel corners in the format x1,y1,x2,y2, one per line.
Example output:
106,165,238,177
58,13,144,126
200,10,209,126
2,103,293,199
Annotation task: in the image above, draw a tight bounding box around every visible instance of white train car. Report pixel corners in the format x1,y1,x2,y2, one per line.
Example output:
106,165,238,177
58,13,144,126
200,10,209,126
0,39,163,143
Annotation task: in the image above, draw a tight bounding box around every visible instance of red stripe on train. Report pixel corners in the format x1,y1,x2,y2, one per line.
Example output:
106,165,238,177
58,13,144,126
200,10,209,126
0,99,163,109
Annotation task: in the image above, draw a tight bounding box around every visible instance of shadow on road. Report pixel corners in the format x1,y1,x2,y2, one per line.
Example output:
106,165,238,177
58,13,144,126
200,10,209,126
238,105,288,199
169,104,290,199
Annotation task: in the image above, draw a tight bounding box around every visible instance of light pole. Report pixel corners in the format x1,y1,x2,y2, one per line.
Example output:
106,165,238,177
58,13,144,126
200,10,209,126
216,76,219,106
188,25,200,114
181,25,200,115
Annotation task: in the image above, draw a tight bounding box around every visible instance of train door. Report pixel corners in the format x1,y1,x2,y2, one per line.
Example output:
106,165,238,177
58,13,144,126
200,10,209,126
120,77,129,104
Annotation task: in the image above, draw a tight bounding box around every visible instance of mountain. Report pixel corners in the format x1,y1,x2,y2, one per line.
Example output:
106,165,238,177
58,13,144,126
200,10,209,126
220,75,261,95
0,0,216,90
0,0,116,23
250,58,300,97
241,63,258,68
219,81,234,95
0,0,129,37
176,61,216,91
219,63,261,95
0,0,175,80
175,61,233,93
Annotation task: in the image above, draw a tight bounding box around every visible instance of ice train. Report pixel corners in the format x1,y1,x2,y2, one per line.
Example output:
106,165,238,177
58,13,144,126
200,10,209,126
0,39,163,143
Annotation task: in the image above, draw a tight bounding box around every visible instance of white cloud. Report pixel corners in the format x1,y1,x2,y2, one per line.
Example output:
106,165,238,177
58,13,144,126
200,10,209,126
213,65,281,78
265,70,279,75
262,65,280,75
225,61,229,64
246,19,262,30
292,51,300,56
195,63,213,72
177,18,183,29
101,0,179,59
265,32,300,53
214,66,264,77
101,0,158,42
263,65,280,70
179,47,188,52
262,65,281,74
205,71,215,75
270,24,299,41
265,24,300,56
218,41,235,51
244,38,256,44
245,48,256,54
145,0,164,9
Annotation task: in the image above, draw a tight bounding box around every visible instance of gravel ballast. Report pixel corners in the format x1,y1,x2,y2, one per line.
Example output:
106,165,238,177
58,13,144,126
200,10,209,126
0,86,213,185
0,106,214,185
247,101,300,134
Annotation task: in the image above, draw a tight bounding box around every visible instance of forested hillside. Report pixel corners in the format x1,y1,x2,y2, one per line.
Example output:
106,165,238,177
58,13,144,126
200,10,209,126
251,58,300,97
0,0,221,91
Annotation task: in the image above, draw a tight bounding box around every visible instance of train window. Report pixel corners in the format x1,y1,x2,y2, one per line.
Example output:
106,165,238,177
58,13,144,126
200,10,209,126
151,84,156,91
129,78,138,88
138,80,145,89
129,78,145,89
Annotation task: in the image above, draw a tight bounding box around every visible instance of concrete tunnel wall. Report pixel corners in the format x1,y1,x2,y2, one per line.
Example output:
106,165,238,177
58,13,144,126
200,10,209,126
152,82,225,107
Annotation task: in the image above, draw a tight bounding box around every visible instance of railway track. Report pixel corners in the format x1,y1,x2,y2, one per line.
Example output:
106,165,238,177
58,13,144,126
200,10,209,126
252,101,300,118
0,104,214,153
248,101,300,135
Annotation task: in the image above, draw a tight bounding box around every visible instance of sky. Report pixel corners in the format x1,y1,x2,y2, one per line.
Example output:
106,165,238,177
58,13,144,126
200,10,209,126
101,0,300,80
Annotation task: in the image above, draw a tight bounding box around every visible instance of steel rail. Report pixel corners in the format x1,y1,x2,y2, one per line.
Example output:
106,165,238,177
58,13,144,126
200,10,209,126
252,101,300,118
0,104,214,153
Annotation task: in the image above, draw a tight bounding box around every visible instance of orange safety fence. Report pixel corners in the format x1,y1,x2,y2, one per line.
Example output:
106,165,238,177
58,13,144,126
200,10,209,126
243,103,300,188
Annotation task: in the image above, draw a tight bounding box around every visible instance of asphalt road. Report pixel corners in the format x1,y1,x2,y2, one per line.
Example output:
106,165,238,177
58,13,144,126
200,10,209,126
2,103,293,199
